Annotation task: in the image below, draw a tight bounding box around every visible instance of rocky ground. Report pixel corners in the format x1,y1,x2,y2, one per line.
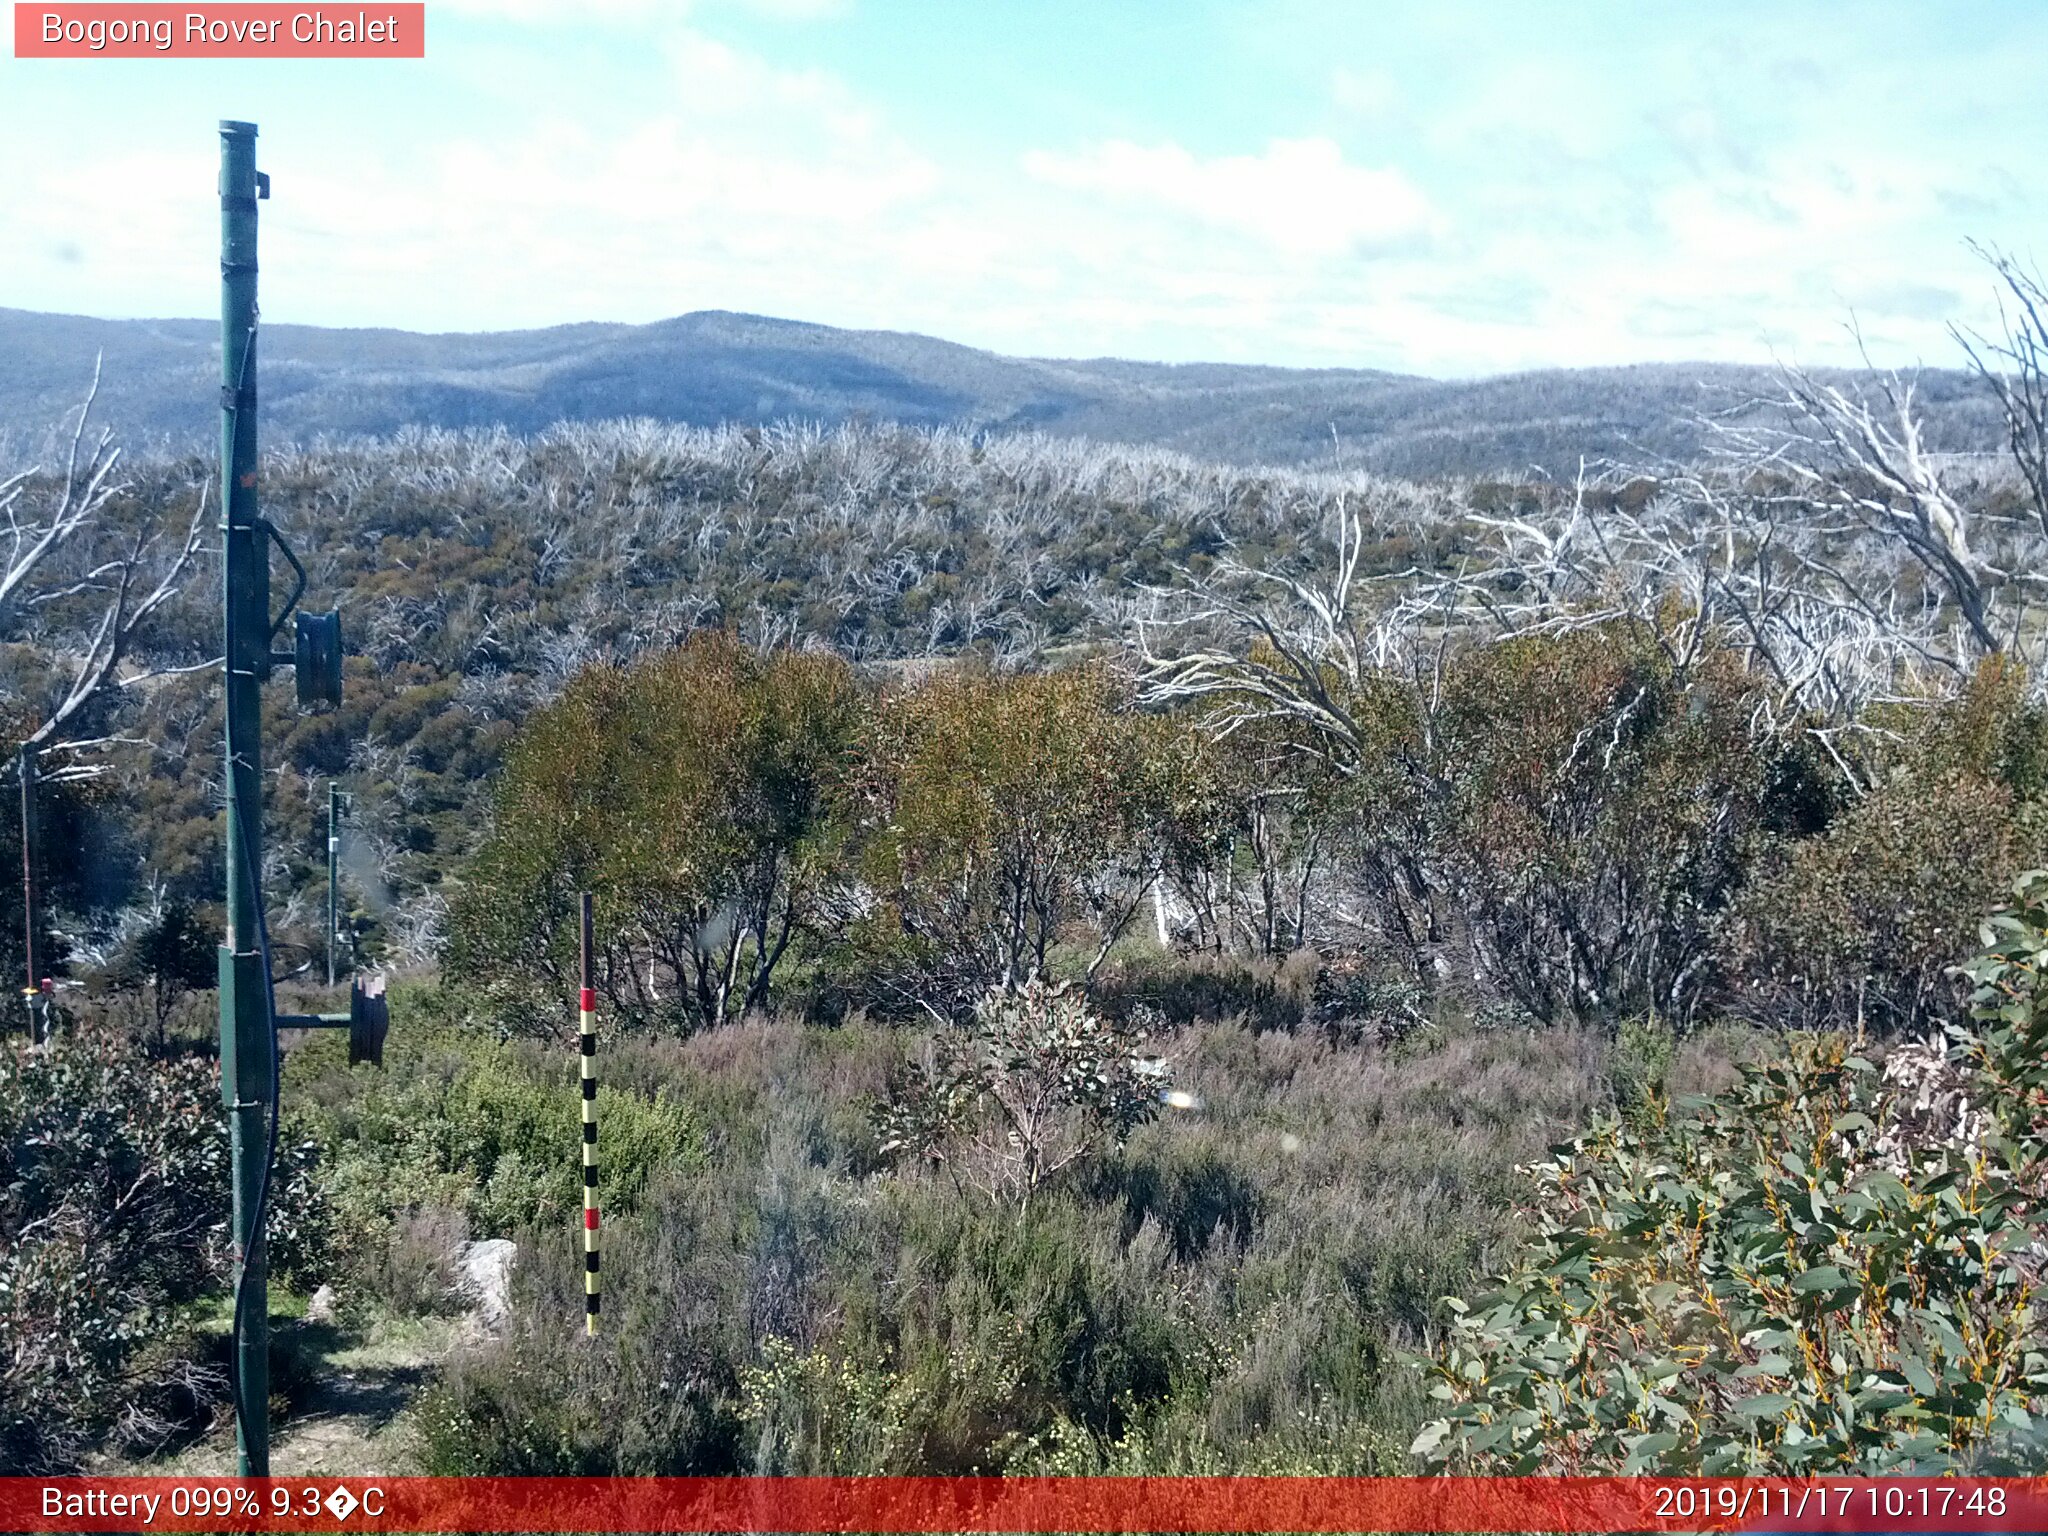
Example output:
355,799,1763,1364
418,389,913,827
101,1239,515,1476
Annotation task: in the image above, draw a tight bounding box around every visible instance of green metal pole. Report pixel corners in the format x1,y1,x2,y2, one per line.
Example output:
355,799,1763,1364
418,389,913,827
327,781,339,989
216,118,271,1479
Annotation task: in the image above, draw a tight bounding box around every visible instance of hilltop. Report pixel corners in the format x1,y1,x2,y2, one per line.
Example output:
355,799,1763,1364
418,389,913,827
0,306,2002,478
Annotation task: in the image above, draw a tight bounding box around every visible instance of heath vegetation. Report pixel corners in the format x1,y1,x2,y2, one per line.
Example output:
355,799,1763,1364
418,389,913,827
11,256,2048,1474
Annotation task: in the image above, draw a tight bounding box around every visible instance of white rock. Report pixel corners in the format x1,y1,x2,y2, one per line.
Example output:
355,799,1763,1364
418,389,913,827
458,1238,518,1326
306,1284,338,1324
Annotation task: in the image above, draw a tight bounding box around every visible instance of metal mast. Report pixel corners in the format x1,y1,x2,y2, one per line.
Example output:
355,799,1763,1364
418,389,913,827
212,119,351,1479
217,117,271,1478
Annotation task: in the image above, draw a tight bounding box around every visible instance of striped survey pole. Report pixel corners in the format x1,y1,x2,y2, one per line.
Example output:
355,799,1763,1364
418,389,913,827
578,892,600,1335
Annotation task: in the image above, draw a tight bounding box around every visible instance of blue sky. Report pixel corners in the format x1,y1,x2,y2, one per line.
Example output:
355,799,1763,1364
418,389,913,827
3,0,2042,375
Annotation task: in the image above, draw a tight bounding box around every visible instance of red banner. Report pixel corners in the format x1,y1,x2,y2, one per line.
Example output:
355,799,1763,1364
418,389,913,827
3,1477,2047,1533
13,4,424,58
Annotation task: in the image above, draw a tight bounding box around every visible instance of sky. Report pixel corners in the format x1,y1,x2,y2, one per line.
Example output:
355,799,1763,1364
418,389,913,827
2,0,2043,377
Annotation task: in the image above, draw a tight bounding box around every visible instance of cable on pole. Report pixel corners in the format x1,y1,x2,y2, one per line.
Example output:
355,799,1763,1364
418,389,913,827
227,797,281,1467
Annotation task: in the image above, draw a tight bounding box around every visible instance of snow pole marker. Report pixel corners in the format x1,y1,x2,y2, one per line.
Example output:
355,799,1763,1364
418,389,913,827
579,891,599,1335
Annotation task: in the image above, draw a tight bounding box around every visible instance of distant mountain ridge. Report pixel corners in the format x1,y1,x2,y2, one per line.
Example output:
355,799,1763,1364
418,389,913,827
0,306,2003,478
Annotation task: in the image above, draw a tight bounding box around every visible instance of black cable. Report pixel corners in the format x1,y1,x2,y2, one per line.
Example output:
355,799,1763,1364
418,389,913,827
227,787,281,1463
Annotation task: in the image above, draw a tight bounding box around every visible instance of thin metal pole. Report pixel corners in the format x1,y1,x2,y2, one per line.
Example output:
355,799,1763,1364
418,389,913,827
327,781,340,988
17,743,38,1042
579,892,600,1335
216,117,270,1479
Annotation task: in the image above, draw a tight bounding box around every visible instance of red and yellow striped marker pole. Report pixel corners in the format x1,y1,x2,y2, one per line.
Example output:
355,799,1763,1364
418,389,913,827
578,892,600,1335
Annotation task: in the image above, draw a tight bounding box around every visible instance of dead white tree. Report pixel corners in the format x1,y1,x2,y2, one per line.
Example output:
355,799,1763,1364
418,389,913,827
1954,242,2048,545
1725,361,2006,660
1135,497,1380,767
2,362,211,775
1451,457,1967,727
1133,428,2003,823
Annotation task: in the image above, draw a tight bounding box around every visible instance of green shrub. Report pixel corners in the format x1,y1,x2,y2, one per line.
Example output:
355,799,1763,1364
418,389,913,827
1729,770,2025,1032
1607,1014,1676,1129
414,1155,763,1474
415,1310,743,1475
855,664,1190,1013
446,633,864,1035
1153,705,1349,959
1427,624,1772,1026
1728,662,2048,1035
874,981,1166,1207
1413,873,2048,1475
288,986,701,1304
365,1205,471,1318
0,722,115,996
0,1024,327,1470
93,899,218,1047
411,1007,1677,1477
740,1335,918,1474
1097,949,1319,1035
767,1190,1205,1472
1311,956,1430,1044
1098,1132,1262,1263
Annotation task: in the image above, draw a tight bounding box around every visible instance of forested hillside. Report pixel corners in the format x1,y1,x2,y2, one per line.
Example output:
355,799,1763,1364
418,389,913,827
0,305,2006,477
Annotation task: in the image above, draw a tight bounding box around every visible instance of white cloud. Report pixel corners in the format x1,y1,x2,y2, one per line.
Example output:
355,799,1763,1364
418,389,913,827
1021,137,1439,259
203,25,951,336
4,10,2039,379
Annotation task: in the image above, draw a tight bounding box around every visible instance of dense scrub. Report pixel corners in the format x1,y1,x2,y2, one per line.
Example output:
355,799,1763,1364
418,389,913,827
14,410,2046,1032
13,394,2048,1477
402,992,1692,1475
1418,872,2048,1474
0,986,702,1473
0,1015,327,1471
10,420,1458,978
443,632,2048,1046
286,986,702,1271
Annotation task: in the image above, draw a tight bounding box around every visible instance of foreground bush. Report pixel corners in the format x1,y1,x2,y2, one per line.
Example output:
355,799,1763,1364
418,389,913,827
1728,663,2048,1034
1414,873,2048,1474
854,663,1189,1013
1730,769,2021,1032
0,1024,326,1471
1412,624,1777,1026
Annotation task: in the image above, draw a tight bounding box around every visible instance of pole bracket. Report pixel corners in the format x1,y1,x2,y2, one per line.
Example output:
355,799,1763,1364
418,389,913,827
273,976,387,1065
218,174,269,212
261,519,307,643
